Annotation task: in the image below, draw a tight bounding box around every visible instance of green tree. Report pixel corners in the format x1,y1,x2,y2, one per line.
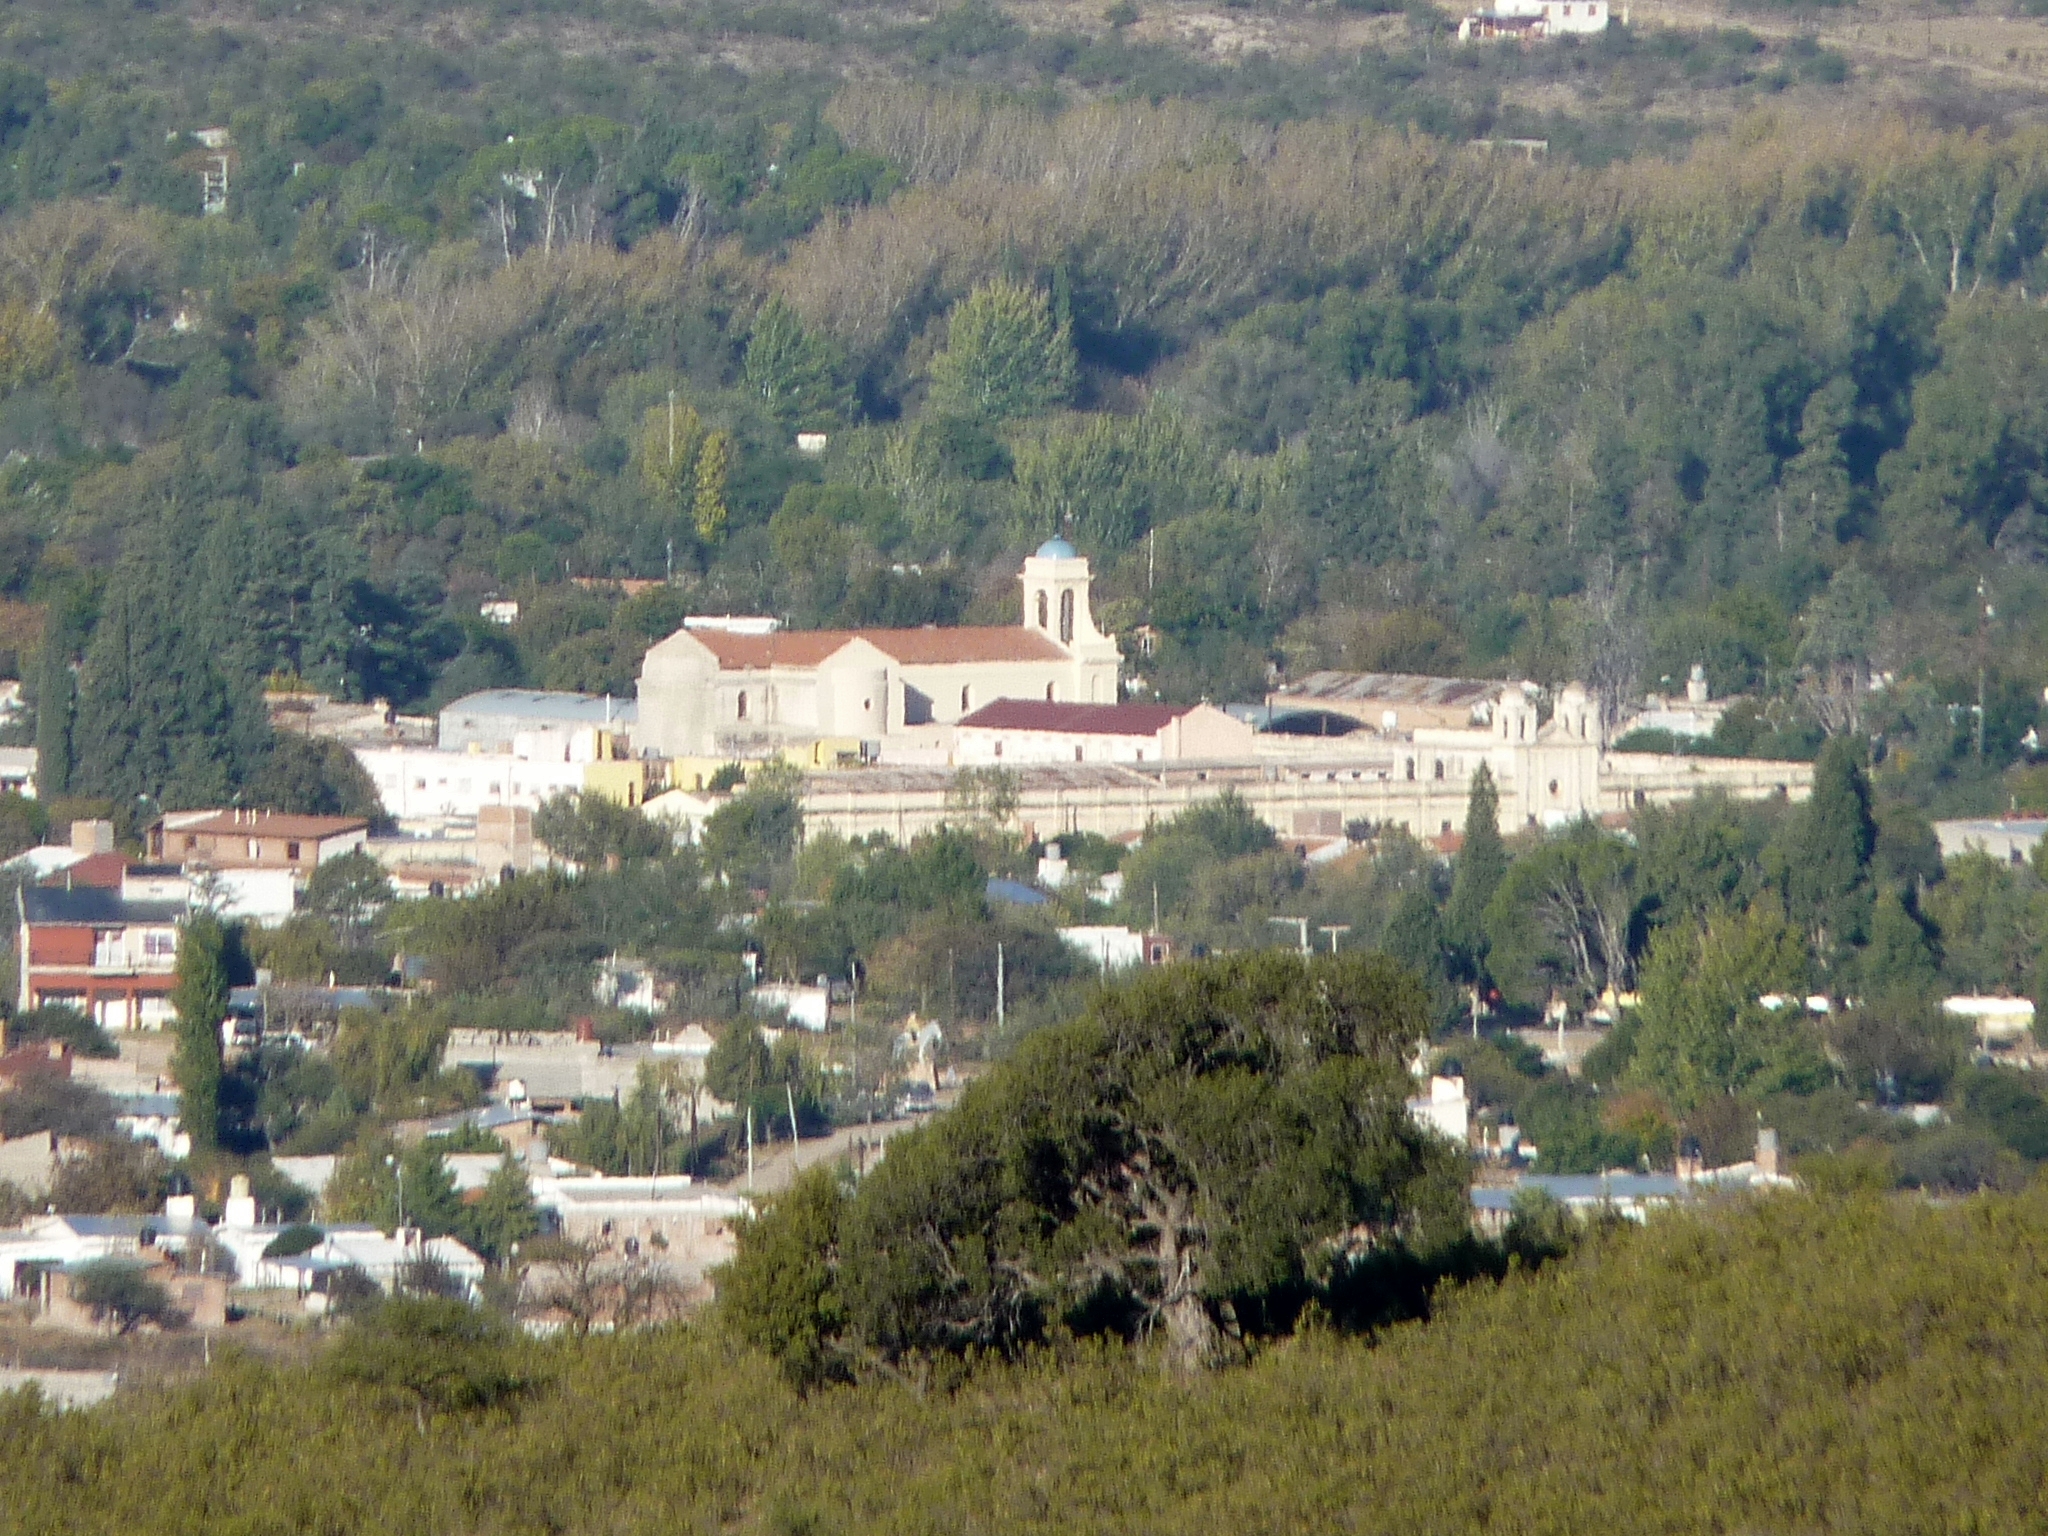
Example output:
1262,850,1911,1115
459,1156,541,1264
533,791,671,870
1778,734,1877,968
67,1259,178,1334
1445,764,1507,968
170,912,232,1154
1628,897,1821,1111
1860,886,1940,999
720,1165,849,1388
325,1297,531,1434
693,430,732,543
705,1022,772,1108
743,296,848,427
700,766,803,886
929,279,1076,422
726,951,1463,1374
305,849,395,947
1381,887,1452,1024
326,1137,465,1238
639,394,703,507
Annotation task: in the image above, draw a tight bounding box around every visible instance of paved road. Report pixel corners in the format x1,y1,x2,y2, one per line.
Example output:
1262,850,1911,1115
712,1097,955,1197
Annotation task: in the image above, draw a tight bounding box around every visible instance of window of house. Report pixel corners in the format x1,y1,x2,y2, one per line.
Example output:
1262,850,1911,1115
1074,746,1083,762
1441,821,1453,835
183,835,197,853
1433,760,1445,780
286,842,301,861
1045,683,1055,701
1059,589,1075,644
736,691,748,720
1405,758,1416,781
143,932,175,959
1037,591,1049,629
960,686,971,712
994,741,1003,758
1549,779,1559,796
247,839,261,860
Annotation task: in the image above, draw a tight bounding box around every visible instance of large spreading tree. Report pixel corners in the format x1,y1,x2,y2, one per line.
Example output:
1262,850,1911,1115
722,951,1465,1378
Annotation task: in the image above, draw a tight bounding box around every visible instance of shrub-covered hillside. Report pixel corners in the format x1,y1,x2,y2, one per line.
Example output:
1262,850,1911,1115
5,1188,2048,1532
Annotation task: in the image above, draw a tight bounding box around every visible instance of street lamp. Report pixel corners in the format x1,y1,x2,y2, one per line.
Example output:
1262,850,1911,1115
1318,924,1351,954
384,1153,406,1239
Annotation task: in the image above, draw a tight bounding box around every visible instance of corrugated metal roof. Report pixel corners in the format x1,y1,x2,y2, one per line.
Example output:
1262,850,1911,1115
440,689,637,724
1279,671,1505,707
957,700,1188,735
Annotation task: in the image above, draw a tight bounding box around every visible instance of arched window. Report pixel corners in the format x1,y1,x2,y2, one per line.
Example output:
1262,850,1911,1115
1058,589,1075,644
1045,682,1056,701
736,691,748,720
960,686,972,713
1036,591,1049,629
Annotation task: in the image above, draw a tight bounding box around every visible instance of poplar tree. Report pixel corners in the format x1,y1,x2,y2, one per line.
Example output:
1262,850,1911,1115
170,913,231,1154
693,430,732,542
1445,763,1507,967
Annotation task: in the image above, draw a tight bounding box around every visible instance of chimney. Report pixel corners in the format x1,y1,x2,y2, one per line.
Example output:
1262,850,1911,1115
1756,1126,1779,1179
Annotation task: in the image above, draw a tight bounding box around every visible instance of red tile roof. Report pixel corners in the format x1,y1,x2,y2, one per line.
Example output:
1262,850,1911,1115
41,852,129,889
689,626,1066,671
957,700,1191,736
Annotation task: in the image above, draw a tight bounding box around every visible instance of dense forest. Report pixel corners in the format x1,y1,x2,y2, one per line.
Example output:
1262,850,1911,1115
0,0,2030,815
7,1186,2048,1531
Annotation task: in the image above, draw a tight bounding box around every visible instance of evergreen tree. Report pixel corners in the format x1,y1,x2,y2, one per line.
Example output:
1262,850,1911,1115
1381,887,1452,1023
1781,733,1877,968
1445,764,1508,967
929,279,1076,422
1779,375,1856,551
705,1022,772,1108
743,296,849,428
460,1156,541,1263
1859,886,1940,999
639,394,703,507
170,913,231,1154
33,635,71,799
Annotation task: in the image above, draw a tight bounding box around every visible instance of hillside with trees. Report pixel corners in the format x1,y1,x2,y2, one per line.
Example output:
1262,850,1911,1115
0,0,2034,815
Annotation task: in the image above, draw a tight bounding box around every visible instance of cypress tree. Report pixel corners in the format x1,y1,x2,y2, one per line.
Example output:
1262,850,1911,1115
33,636,71,799
1783,734,1877,967
1446,763,1508,965
170,913,230,1155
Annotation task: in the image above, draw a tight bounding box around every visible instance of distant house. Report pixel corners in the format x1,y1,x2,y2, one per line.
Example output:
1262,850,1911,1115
0,1207,211,1300
210,1177,484,1300
1458,0,1609,39
17,885,183,1030
1932,817,2047,866
437,689,637,756
147,809,369,872
953,700,1257,766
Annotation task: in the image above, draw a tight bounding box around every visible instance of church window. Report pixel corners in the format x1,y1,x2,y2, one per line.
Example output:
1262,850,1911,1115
736,691,748,720
1045,683,1056,701
1433,759,1445,780
961,686,972,713
1059,590,1074,644
1036,591,1049,629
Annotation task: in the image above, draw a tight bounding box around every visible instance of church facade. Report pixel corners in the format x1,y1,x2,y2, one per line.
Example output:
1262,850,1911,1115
635,540,1123,759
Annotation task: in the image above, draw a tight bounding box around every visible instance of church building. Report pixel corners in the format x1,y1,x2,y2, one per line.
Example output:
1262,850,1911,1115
635,540,1122,759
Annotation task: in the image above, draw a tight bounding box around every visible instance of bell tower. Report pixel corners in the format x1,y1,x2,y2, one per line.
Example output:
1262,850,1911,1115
1019,538,1121,701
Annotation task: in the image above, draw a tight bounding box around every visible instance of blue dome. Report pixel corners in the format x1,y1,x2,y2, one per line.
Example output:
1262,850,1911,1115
1035,537,1078,559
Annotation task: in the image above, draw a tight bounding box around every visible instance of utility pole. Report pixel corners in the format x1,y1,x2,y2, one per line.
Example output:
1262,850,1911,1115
1977,576,1993,761
1318,924,1351,953
745,1106,754,1192
995,941,1005,1031
786,1083,801,1170
1268,916,1310,956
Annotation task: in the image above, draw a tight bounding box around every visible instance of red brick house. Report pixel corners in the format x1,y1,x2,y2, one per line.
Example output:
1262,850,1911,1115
16,886,183,1031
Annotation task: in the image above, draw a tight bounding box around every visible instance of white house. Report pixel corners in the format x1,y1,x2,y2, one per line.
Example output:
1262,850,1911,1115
1459,0,1608,39
0,1207,211,1300
353,742,590,822
1407,1075,1471,1145
953,699,1257,766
